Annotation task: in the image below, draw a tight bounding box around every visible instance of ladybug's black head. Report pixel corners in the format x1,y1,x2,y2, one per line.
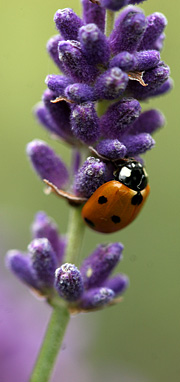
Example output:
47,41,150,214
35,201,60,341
114,160,148,191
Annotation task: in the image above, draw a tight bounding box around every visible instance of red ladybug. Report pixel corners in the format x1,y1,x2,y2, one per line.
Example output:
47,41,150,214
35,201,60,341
82,159,150,233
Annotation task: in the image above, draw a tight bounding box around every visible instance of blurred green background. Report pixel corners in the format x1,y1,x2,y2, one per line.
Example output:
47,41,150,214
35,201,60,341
1,1,180,381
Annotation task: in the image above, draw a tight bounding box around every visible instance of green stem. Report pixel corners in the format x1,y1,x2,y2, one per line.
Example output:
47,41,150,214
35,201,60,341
30,304,70,382
105,9,115,37
65,205,85,265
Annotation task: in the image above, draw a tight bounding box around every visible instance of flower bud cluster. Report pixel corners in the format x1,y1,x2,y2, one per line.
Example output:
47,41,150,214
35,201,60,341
30,1,171,199
6,214,128,311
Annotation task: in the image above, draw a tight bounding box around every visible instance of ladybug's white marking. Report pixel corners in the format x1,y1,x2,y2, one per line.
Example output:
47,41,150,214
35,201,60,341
120,166,131,178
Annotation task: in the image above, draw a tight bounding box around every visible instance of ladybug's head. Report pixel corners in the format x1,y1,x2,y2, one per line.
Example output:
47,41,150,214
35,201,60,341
114,160,148,191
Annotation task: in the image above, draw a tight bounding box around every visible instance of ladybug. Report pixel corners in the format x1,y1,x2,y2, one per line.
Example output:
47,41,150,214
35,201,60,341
82,159,150,233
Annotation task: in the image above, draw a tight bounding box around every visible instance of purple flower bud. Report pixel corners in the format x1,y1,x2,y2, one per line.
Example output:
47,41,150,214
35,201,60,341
58,40,98,84
46,35,63,70
80,243,124,289
55,263,84,301
96,139,127,160
6,251,39,290
74,157,107,198
31,212,66,264
79,24,110,65
42,89,73,142
28,238,57,289
54,9,84,40
109,7,147,54
138,12,167,51
101,0,128,12
26,140,69,188
81,0,105,33
34,103,63,138
45,75,72,96
80,287,115,310
150,78,173,98
100,98,141,139
65,83,96,104
110,51,136,72
102,274,129,296
128,62,170,100
94,67,128,100
70,103,100,144
129,109,165,135
122,133,155,156
152,33,165,51
134,50,160,71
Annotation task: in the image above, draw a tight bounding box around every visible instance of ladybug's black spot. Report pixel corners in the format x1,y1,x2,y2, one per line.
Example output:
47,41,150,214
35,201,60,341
98,196,108,204
131,192,143,205
111,215,121,224
84,217,95,227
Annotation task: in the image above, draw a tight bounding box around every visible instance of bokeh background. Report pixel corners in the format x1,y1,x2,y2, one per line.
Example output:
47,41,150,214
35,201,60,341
1,1,180,381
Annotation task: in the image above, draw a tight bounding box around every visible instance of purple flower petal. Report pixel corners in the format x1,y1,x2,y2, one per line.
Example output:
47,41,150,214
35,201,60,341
65,83,96,103
95,67,129,100
134,50,160,71
46,35,63,70
110,51,136,72
102,274,129,296
138,12,167,51
96,139,127,160
45,75,72,96
122,133,155,156
128,109,165,135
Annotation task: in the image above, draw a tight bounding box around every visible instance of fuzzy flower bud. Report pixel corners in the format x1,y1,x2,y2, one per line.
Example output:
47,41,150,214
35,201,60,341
46,35,63,70
110,51,136,72
80,243,124,289
96,139,127,160
65,83,96,104
58,40,98,84
54,8,84,40
109,7,147,54
122,133,155,156
101,0,128,11
74,157,107,198
102,274,129,296
79,23,110,65
55,263,84,301
26,140,69,188
128,109,165,135
45,75,72,96
138,12,167,51
6,251,39,290
28,238,57,289
81,0,105,33
100,98,141,139
70,103,100,144
134,50,160,71
31,212,66,264
80,287,115,310
94,67,128,100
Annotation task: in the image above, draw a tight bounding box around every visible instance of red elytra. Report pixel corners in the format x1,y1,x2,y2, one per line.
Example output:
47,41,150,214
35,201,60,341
82,180,150,233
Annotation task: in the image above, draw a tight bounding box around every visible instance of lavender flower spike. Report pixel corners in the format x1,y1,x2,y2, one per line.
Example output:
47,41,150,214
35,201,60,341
74,157,107,198
26,139,69,188
80,243,124,290
28,238,57,289
55,263,84,301
80,287,115,310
